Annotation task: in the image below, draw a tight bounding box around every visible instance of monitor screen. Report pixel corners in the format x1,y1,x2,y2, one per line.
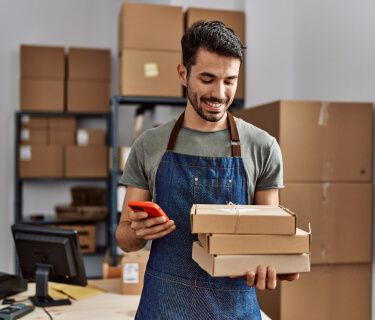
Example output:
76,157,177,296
12,224,87,307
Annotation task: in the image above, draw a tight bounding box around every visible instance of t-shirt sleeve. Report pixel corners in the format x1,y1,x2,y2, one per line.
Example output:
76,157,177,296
255,138,284,190
119,135,149,190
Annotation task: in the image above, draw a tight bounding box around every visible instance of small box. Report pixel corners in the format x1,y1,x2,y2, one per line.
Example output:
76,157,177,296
76,129,106,146
57,224,96,254
119,3,183,51
68,48,111,81
20,128,48,145
19,145,63,177
20,79,64,112
20,45,65,79
67,80,110,112
192,242,310,277
121,250,150,295
190,204,296,235
20,115,48,129
198,228,311,255
120,49,182,97
64,146,108,177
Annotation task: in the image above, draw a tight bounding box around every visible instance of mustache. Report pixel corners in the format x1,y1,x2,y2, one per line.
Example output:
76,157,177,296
201,97,228,104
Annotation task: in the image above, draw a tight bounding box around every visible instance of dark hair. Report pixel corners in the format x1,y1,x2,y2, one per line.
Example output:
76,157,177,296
181,20,246,74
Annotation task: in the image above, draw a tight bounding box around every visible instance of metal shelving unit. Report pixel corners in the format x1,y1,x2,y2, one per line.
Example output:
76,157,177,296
108,95,244,265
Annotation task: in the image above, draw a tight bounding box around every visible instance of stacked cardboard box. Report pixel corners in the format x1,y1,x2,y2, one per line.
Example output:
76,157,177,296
118,3,183,97
186,8,245,100
20,45,65,111
235,100,373,319
67,48,111,112
191,204,311,277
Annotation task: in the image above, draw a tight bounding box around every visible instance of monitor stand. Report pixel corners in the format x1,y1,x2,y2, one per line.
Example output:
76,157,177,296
30,264,71,307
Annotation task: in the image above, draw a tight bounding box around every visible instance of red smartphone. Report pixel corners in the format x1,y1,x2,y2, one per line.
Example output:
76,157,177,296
128,201,170,221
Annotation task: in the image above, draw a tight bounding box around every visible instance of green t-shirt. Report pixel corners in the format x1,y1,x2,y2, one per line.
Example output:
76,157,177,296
120,117,284,204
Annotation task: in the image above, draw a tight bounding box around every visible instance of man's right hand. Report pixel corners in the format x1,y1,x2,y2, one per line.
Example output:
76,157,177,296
128,210,176,240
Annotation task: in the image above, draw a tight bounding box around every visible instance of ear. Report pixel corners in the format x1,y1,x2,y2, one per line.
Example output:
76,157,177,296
177,64,187,87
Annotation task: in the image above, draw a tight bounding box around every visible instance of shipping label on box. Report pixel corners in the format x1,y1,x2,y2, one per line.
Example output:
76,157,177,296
192,242,310,277
198,228,311,255
190,204,296,235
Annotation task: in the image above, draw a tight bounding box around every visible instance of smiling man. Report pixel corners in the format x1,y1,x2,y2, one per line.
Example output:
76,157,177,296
116,21,298,319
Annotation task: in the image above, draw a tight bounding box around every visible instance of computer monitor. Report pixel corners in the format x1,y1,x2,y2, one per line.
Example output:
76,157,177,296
11,224,87,307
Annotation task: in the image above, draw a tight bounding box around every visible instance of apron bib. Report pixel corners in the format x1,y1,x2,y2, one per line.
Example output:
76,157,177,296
136,112,261,320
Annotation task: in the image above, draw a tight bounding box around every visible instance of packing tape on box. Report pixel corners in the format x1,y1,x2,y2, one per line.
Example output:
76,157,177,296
323,162,334,181
318,102,330,126
228,202,242,233
322,182,331,206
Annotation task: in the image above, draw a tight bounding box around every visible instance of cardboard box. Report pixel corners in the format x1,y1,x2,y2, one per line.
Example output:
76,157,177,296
119,3,182,51
20,79,64,111
198,228,310,255
121,250,150,295
280,183,372,264
257,263,371,320
57,224,96,253
20,45,65,79
120,49,182,97
19,145,63,177
234,101,373,182
49,129,75,145
192,242,310,277
186,7,245,99
20,128,48,145
76,129,106,146
65,146,108,177
190,204,296,235
67,80,110,112
48,117,77,129
68,48,111,81
20,115,48,129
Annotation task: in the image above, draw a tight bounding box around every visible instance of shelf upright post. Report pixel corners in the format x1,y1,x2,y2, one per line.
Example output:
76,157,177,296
14,112,22,224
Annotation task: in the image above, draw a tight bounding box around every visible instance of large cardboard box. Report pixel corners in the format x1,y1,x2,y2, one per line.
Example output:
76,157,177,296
68,48,111,81
64,146,108,177
19,145,63,177
20,128,48,145
20,45,65,79
121,250,150,295
67,80,110,112
280,183,372,264
20,115,48,129
76,129,106,146
234,101,373,182
186,8,245,99
198,228,310,255
257,263,371,320
190,204,296,235
120,49,182,97
20,79,64,111
192,242,310,277
119,3,182,51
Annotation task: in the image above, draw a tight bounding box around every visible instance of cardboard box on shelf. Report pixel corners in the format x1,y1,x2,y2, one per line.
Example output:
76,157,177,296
257,263,371,320
20,79,64,112
49,129,75,145
20,115,48,129
56,224,96,254
198,228,310,255
192,242,310,277
19,145,63,177
76,129,106,146
48,117,77,129
190,204,296,235
120,49,182,97
64,145,108,177
67,80,110,112
68,48,111,81
119,3,182,51
20,128,48,145
280,182,372,264
20,45,65,79
234,101,373,182
121,250,150,295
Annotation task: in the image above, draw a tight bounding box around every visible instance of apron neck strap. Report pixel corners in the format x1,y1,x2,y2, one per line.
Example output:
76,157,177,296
166,111,241,157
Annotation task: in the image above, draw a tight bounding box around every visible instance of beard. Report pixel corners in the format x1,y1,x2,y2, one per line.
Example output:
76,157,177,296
186,83,230,123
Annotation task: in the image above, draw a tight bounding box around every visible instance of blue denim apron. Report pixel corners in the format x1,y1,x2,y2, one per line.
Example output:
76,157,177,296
136,112,261,319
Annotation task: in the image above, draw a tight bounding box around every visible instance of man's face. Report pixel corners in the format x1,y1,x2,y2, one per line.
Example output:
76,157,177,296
185,48,241,122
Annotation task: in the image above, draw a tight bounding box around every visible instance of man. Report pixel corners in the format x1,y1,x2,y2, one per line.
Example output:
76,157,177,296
116,20,298,319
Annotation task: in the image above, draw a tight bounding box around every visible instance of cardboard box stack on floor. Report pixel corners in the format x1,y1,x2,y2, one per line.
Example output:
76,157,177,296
235,100,373,320
67,48,111,112
20,45,65,112
191,204,311,277
186,8,245,100
118,3,183,97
